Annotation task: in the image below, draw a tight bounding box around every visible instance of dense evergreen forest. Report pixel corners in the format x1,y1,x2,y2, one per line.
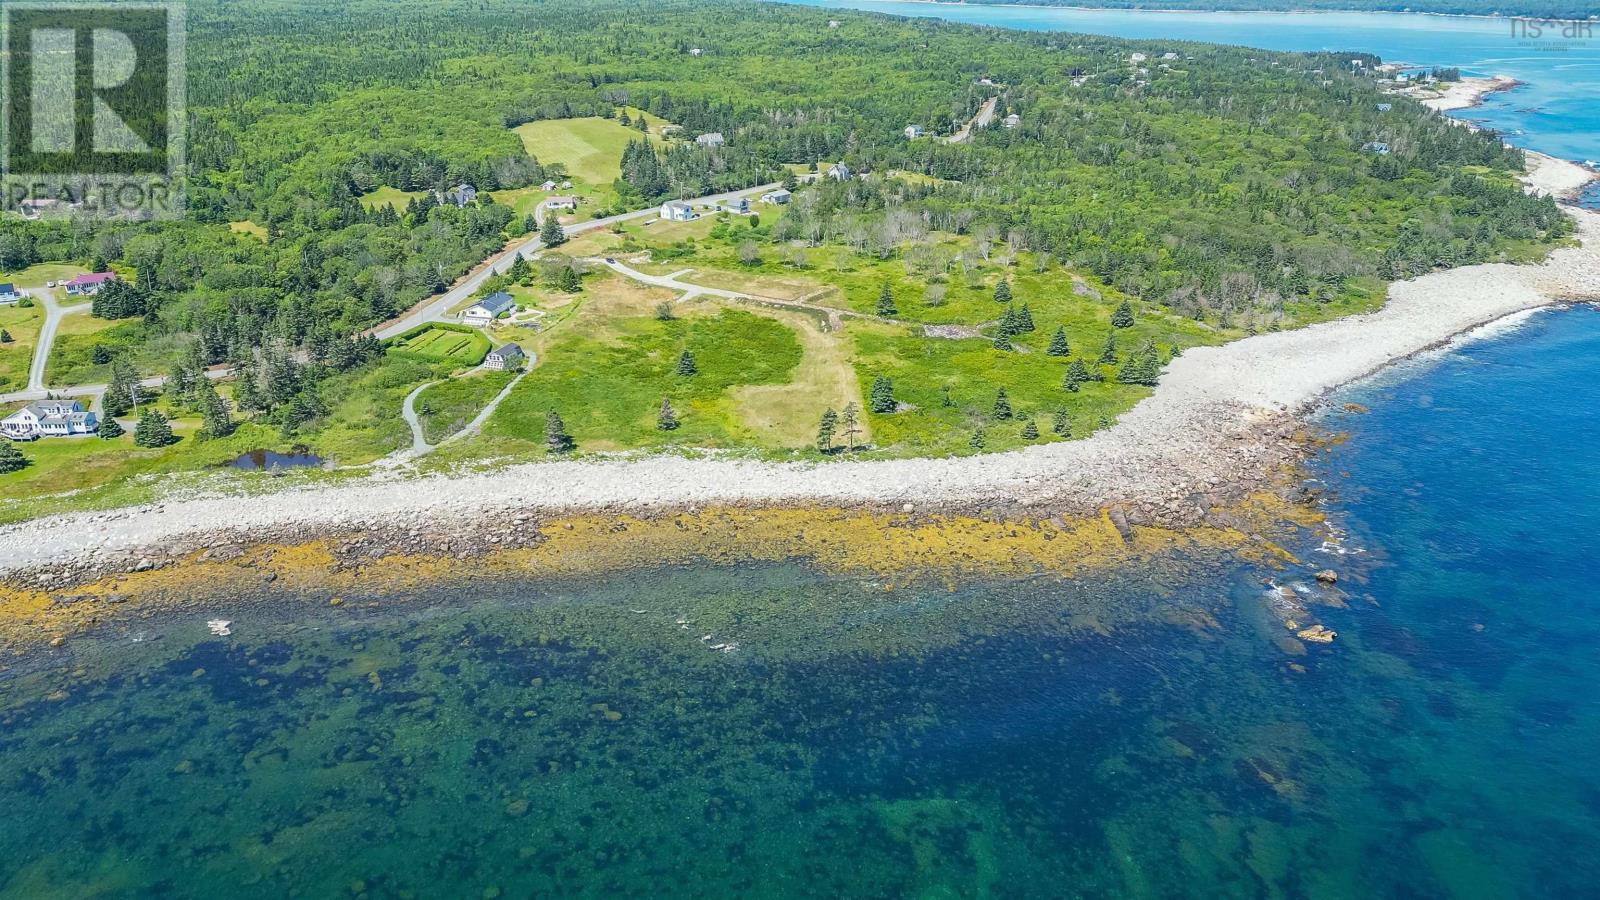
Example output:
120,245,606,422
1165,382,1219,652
0,0,1567,432
933,0,1597,19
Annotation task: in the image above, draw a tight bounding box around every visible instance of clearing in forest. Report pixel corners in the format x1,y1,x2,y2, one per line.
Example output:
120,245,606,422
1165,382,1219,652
513,110,671,185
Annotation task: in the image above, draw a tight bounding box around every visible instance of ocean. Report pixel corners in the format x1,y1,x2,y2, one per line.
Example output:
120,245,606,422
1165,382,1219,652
4,5,1600,897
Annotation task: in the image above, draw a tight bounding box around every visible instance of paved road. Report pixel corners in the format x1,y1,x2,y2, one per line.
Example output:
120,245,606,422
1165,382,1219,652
371,183,780,340
26,288,90,393
948,96,999,144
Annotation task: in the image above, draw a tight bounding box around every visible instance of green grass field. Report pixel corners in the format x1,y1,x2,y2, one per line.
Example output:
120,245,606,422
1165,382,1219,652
391,325,490,366
417,370,517,444
0,304,43,393
358,186,427,211
513,110,669,186
5,262,89,291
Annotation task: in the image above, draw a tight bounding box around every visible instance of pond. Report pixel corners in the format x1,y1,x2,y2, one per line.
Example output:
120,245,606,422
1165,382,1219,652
226,448,327,471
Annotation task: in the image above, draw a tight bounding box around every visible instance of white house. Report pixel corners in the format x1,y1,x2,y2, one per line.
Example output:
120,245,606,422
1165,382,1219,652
1130,52,1148,63
1376,103,1393,112
827,163,852,181
484,343,526,371
2,399,97,440
540,180,558,191
462,292,515,327
695,132,725,147
545,195,579,211
722,197,750,214
0,283,24,305
661,200,695,222
1002,113,1021,128
64,272,116,296
760,188,792,205
904,124,925,140
689,48,703,57
1162,52,1179,60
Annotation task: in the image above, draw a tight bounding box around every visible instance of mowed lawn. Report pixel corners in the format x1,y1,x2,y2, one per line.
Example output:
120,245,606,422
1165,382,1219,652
0,304,44,393
513,111,668,185
358,186,427,211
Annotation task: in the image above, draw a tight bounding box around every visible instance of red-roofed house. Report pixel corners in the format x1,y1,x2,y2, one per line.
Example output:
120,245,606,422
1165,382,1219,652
64,272,117,296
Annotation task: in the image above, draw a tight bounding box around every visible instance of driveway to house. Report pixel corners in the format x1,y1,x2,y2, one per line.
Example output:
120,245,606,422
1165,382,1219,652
371,183,780,341
948,96,999,144
596,259,908,330
378,362,531,467
26,287,91,393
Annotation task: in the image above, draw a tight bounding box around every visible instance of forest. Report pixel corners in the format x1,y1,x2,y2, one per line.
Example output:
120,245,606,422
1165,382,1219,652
0,0,1570,472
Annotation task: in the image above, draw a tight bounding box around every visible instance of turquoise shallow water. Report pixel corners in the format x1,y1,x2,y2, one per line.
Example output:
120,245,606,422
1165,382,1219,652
788,0,1600,164
4,309,1600,896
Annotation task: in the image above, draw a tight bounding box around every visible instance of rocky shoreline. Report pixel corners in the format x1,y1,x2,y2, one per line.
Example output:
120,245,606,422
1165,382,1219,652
1,160,1597,590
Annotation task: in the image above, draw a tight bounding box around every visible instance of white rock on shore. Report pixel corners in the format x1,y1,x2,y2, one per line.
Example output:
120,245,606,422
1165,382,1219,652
1,160,1597,576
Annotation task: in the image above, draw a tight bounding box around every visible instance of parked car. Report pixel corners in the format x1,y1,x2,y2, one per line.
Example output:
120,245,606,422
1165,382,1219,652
45,280,55,288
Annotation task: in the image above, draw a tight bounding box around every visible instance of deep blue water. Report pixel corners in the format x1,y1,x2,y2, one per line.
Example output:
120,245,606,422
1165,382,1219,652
789,0,1600,164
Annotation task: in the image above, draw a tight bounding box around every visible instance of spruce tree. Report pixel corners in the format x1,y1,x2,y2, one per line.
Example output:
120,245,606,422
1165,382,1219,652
1097,331,1118,365
991,334,1012,352
92,344,112,364
869,376,896,414
1111,299,1135,328
1018,304,1035,332
839,402,862,452
992,388,1013,420
197,378,236,438
656,398,680,431
539,212,566,247
816,407,838,452
675,349,698,376
1052,410,1071,436
940,385,955,408
1167,344,1184,362
544,410,576,453
97,416,124,439
0,442,27,474
133,409,176,448
557,266,582,293
1021,418,1039,440
0,329,11,344
1046,326,1070,357
875,283,897,317
998,304,1021,337
654,302,676,321
969,428,986,450
103,359,139,417
993,279,1011,303
1062,358,1089,392
1097,415,1112,429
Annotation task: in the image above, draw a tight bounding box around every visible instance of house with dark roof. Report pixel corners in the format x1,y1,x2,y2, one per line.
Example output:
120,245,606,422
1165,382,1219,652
484,343,526,371
0,283,24,305
463,291,515,327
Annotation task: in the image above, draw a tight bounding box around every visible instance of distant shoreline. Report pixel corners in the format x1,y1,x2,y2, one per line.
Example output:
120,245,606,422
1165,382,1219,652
822,0,1596,25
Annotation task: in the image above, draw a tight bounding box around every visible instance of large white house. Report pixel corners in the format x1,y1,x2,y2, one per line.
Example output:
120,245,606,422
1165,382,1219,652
545,195,578,211
462,292,515,327
2,399,98,440
0,283,24,305
660,200,695,222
